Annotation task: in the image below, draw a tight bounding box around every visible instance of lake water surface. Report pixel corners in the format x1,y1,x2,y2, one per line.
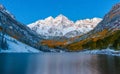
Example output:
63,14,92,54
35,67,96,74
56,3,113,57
0,53,120,74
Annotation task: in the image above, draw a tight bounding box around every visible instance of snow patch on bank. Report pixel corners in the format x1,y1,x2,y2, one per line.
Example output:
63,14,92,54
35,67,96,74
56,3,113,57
0,35,41,53
80,48,120,56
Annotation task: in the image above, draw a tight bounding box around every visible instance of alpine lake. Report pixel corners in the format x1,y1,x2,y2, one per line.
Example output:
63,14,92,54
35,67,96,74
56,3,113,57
0,53,120,74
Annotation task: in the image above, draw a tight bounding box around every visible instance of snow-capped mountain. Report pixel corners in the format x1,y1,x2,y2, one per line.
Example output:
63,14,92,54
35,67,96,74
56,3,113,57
28,14,102,38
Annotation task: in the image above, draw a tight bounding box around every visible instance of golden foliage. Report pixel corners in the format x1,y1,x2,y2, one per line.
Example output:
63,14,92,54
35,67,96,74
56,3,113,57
41,40,67,48
41,29,110,51
98,29,108,36
66,29,109,51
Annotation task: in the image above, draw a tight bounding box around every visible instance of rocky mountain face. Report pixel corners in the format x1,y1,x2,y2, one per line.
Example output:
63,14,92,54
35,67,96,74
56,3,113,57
28,14,102,38
0,4,51,52
66,2,120,51
93,3,120,32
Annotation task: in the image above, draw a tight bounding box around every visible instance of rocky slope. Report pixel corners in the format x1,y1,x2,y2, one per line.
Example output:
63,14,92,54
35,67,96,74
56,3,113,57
28,14,102,38
66,2,120,51
0,4,52,52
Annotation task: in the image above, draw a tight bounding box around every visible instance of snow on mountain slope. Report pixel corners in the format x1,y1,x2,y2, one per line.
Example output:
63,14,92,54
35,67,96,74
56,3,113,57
0,4,45,51
28,14,102,38
0,4,15,19
0,35,40,53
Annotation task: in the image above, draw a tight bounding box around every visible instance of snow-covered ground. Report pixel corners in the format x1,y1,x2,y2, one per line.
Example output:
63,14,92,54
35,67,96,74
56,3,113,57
0,35,41,53
80,48,120,56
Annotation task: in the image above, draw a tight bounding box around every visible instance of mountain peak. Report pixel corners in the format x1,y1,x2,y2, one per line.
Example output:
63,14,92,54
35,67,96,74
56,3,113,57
0,4,6,11
110,2,120,12
45,16,54,21
112,2,120,9
0,4,15,19
57,14,66,17
55,14,69,21
102,2,120,25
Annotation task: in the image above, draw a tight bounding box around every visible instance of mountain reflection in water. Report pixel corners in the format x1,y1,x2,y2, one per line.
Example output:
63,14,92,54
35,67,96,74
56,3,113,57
0,53,120,74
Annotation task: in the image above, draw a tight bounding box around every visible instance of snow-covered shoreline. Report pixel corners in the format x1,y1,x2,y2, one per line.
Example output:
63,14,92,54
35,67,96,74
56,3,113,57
80,48,120,56
0,35,41,53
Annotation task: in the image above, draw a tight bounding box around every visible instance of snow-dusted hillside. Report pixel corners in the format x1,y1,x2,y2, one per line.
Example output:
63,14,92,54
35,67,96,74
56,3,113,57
0,4,46,52
28,14,102,38
0,34,40,53
0,4,15,19
0,4,44,53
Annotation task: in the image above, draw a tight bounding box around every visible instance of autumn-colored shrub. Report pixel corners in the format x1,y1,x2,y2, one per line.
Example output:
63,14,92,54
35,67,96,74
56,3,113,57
41,40,67,48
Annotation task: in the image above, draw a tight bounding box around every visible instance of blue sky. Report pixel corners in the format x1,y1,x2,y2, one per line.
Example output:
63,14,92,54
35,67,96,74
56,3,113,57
0,0,120,24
